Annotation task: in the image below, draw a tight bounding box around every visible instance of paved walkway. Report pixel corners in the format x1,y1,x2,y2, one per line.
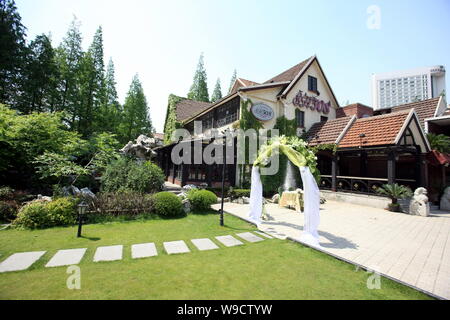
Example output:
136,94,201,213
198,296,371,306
212,201,450,300
0,232,271,273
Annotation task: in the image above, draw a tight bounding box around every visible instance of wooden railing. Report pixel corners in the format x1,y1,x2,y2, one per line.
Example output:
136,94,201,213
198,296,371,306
319,175,416,195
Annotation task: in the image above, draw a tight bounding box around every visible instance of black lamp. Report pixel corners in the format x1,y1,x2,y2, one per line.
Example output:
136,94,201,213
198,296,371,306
77,201,88,238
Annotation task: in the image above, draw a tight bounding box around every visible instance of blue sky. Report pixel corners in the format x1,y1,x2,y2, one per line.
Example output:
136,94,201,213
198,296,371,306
16,0,450,132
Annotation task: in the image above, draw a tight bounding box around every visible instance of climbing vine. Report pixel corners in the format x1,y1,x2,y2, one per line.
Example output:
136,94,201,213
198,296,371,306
311,143,338,155
273,115,297,137
163,94,183,145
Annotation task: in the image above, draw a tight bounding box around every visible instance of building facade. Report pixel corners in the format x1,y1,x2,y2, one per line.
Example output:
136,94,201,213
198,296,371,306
372,65,446,110
158,56,447,202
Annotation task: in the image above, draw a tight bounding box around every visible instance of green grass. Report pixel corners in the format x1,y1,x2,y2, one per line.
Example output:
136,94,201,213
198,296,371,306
0,212,432,300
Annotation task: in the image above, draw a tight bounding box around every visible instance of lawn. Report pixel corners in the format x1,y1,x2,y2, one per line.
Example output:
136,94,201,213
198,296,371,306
0,212,432,300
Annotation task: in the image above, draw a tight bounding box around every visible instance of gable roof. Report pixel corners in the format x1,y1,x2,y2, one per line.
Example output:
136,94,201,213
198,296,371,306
174,98,212,122
307,116,355,146
230,78,260,94
339,110,412,148
264,57,313,84
391,97,441,129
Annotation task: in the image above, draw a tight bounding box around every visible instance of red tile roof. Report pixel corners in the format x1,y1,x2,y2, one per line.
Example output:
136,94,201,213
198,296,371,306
239,78,259,87
338,110,411,148
307,116,354,146
336,103,373,119
391,97,440,129
264,57,312,84
175,98,212,122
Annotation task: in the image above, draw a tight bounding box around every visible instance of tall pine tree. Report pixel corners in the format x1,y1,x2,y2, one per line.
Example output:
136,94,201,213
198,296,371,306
119,74,153,143
211,78,222,103
55,17,83,128
96,57,122,134
228,69,237,94
187,53,209,102
19,34,59,114
0,0,27,108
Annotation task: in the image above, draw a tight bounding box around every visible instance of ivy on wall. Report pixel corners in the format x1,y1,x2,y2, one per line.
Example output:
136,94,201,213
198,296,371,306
163,94,183,145
310,143,338,155
273,116,297,137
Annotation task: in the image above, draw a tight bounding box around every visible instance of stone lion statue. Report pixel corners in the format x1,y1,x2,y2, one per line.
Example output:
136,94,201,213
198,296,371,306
409,187,430,217
440,187,450,211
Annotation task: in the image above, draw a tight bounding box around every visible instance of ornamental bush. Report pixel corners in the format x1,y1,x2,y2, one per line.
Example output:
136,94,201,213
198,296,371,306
0,201,19,222
13,197,78,229
229,189,251,200
101,157,165,193
187,189,218,212
151,192,184,218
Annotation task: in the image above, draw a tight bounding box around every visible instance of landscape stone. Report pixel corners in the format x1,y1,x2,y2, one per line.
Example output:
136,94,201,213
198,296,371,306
440,187,450,211
236,232,265,243
93,245,123,262
410,187,430,217
163,241,190,255
215,235,243,247
131,243,157,259
191,238,219,251
0,251,46,273
46,248,87,267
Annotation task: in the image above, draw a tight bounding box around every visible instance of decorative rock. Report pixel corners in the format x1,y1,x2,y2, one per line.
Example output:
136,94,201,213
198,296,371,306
440,187,450,211
215,235,243,247
46,248,87,267
0,251,46,273
242,197,250,204
182,184,197,193
120,135,158,160
93,245,123,262
37,195,52,202
410,187,430,217
80,188,96,200
131,243,157,259
163,241,190,255
182,199,192,214
236,232,264,243
191,238,219,251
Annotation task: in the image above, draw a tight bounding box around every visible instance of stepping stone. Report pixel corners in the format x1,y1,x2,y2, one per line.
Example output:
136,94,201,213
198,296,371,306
215,235,243,247
254,231,273,239
191,238,219,251
46,248,87,268
0,251,46,273
236,232,265,243
93,245,123,262
163,241,190,255
131,243,157,259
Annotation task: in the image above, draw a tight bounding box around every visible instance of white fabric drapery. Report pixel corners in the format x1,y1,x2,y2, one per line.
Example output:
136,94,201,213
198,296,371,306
248,166,321,247
248,166,263,224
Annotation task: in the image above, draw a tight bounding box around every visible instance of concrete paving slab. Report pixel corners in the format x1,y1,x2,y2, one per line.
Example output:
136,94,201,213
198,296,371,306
191,238,219,251
46,248,87,267
131,243,157,259
236,232,265,243
93,245,123,262
215,235,243,247
0,251,46,272
163,241,190,255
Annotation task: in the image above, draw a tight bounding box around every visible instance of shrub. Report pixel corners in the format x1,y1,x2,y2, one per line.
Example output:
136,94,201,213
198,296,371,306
0,186,14,200
13,197,78,229
187,189,218,211
229,189,251,200
0,201,19,222
101,157,165,193
151,192,184,218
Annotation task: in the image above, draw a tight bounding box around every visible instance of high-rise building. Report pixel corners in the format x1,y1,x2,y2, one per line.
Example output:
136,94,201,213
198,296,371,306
372,65,446,110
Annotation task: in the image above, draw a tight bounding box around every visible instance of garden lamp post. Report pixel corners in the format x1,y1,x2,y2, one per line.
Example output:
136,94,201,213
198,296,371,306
77,201,88,238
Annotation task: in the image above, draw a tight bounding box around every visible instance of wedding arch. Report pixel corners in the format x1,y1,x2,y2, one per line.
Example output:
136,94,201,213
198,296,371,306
248,136,322,247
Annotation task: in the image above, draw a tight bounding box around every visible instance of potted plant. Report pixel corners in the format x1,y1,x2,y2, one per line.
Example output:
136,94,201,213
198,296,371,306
376,183,413,212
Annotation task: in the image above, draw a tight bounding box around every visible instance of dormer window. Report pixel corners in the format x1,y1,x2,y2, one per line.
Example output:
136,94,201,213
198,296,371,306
308,76,318,93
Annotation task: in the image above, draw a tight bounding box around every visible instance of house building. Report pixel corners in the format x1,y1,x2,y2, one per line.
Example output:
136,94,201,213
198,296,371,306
157,56,447,202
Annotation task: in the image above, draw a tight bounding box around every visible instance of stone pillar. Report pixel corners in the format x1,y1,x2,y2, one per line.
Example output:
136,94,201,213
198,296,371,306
387,150,396,185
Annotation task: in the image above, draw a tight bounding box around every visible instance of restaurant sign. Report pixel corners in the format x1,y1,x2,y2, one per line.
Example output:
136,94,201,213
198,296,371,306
251,103,274,121
292,90,331,114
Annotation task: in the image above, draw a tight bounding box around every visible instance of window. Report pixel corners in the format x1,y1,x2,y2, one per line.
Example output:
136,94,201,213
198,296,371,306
320,116,328,122
308,76,318,93
295,109,305,128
